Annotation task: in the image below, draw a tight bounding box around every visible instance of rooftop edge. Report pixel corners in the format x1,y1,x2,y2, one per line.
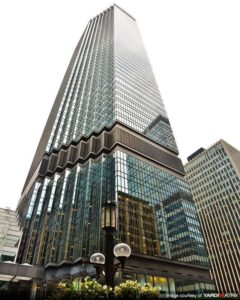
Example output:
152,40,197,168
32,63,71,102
113,4,136,21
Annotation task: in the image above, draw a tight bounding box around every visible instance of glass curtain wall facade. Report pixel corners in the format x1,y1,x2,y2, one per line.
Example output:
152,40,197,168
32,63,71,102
185,140,240,293
42,6,177,154
18,151,208,266
17,5,212,291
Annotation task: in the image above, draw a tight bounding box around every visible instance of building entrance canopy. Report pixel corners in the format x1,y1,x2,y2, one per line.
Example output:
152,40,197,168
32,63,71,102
0,262,44,282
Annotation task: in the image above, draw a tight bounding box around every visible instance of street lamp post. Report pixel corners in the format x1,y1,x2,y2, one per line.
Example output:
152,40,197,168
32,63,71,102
101,201,117,288
90,201,132,288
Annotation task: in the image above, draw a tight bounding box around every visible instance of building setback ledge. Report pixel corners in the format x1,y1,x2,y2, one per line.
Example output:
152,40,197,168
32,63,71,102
38,122,185,180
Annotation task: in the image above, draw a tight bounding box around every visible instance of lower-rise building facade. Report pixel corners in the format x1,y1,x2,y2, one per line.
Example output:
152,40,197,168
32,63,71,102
185,140,240,293
0,208,22,263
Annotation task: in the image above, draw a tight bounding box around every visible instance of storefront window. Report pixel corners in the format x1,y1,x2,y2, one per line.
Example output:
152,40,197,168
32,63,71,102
122,272,136,281
182,284,195,292
136,274,145,285
168,278,176,294
145,275,154,285
154,276,169,294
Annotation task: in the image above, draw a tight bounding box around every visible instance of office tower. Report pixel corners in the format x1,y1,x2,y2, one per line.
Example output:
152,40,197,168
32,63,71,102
0,208,22,262
185,140,240,293
16,5,214,293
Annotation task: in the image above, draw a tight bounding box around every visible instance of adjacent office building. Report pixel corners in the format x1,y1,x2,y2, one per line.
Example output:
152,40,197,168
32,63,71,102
185,140,240,293
0,208,22,262
16,5,214,294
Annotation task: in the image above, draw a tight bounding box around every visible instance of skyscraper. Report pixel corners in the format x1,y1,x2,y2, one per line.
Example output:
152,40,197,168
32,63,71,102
17,5,214,293
185,140,240,293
